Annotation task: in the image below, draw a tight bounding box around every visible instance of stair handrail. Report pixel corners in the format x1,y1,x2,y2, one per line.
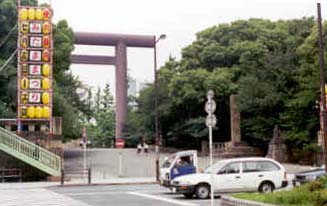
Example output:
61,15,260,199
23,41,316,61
0,127,61,175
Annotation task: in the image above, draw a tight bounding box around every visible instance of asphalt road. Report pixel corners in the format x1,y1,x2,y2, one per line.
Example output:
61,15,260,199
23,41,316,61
50,184,222,206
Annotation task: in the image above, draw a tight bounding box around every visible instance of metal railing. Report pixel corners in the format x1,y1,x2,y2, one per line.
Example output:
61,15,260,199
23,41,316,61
0,168,22,182
61,168,91,185
0,127,61,176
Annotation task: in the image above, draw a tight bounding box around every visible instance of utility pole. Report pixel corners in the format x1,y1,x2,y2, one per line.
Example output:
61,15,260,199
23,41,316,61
154,34,166,181
317,3,327,172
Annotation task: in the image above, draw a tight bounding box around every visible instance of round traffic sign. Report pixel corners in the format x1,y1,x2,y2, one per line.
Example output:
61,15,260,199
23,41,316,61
116,139,125,149
206,114,217,127
205,100,216,114
207,90,214,100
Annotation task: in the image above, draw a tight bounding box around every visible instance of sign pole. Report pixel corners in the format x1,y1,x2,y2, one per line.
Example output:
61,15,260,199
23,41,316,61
82,127,87,177
116,139,125,177
209,122,214,206
205,90,216,206
118,149,123,177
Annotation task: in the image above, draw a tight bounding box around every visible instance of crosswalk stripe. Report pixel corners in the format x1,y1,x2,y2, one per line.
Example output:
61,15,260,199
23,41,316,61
128,191,199,206
0,188,91,206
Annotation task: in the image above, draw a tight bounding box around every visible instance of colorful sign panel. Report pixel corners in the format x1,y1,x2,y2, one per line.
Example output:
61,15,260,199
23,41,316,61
17,6,53,120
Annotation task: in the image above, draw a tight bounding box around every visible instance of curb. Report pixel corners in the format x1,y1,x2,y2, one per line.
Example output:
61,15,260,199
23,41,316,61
221,195,277,206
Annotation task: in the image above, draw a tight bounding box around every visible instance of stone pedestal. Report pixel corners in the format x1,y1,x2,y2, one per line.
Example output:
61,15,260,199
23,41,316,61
201,140,209,154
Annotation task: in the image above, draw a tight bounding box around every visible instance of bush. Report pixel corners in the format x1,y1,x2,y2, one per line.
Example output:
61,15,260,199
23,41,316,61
313,189,327,206
308,181,324,192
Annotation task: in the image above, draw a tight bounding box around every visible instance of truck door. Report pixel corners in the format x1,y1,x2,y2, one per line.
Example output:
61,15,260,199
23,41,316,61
170,154,196,180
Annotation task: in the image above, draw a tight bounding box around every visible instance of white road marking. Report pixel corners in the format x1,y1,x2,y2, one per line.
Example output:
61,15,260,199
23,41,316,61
0,188,91,206
65,191,124,196
64,189,164,196
128,191,199,206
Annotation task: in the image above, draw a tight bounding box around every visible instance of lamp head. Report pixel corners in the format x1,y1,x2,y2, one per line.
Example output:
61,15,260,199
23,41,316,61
159,34,166,40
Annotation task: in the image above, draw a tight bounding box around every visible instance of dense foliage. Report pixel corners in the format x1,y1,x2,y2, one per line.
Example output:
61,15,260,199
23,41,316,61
233,176,327,206
126,18,325,154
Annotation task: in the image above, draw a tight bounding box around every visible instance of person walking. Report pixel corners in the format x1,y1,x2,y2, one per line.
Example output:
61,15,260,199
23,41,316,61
137,143,142,154
144,143,149,154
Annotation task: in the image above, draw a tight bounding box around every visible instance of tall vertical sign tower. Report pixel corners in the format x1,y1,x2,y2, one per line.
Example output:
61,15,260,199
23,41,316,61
17,5,53,135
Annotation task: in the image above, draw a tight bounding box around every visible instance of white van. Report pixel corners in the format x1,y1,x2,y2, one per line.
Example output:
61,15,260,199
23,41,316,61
171,157,288,199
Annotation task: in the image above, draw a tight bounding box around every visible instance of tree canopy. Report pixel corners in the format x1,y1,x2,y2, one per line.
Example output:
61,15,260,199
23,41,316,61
126,17,324,154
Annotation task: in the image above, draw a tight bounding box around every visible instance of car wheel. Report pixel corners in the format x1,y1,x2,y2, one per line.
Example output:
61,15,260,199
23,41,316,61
183,193,194,198
195,184,210,199
259,182,274,193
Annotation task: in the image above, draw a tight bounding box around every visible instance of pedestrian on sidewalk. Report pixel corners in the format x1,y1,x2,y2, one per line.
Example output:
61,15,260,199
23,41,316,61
144,143,149,154
137,143,142,154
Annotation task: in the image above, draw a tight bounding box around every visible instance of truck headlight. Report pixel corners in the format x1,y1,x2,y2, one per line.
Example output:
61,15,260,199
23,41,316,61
178,181,191,185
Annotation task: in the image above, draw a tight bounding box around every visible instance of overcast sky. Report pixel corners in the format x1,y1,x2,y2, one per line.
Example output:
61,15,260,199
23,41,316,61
41,0,324,94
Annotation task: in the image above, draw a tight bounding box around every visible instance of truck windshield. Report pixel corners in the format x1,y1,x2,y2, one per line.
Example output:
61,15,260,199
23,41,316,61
161,155,175,168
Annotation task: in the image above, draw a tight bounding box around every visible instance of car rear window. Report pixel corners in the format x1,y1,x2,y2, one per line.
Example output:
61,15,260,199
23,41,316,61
242,161,280,173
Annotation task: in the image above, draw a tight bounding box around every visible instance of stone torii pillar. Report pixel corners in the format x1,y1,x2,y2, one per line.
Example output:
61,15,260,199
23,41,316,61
71,32,155,139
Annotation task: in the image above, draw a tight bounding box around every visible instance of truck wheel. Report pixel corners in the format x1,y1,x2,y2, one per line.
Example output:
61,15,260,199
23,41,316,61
195,184,210,199
259,181,275,193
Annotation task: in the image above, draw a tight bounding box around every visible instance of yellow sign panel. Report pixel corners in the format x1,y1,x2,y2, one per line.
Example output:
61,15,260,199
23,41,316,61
18,6,53,121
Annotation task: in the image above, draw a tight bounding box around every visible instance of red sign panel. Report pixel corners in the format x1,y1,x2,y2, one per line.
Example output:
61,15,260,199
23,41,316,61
29,50,42,61
29,65,41,75
29,23,42,33
116,139,125,149
30,37,42,48
28,92,41,103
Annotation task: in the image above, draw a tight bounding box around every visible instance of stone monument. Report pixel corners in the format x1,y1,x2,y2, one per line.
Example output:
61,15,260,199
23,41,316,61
266,125,287,163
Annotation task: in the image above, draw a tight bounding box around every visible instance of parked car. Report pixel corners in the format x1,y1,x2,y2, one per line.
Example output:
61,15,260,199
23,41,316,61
159,150,198,188
293,165,326,186
170,157,288,199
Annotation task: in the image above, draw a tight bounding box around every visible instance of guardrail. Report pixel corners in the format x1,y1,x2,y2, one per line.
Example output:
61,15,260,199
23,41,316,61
0,168,22,182
0,127,61,176
61,168,91,185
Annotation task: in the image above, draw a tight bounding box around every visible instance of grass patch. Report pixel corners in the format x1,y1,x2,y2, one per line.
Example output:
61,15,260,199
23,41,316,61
232,176,327,206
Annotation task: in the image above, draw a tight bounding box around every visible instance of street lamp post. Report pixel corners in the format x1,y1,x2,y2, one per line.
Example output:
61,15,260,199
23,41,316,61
154,34,166,181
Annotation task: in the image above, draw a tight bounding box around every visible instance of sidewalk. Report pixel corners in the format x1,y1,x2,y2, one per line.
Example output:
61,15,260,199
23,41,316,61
0,177,157,189
63,177,157,186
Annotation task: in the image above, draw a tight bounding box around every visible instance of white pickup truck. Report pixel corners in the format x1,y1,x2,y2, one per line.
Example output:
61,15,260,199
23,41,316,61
159,150,198,188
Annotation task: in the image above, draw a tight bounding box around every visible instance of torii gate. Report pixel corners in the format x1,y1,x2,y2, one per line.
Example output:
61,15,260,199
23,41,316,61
71,32,155,140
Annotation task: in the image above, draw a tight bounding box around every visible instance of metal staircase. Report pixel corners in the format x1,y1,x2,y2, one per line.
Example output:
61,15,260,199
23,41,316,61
0,127,61,176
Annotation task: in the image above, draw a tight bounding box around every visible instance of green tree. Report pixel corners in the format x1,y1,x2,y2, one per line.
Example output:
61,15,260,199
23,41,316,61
87,84,115,147
127,17,322,154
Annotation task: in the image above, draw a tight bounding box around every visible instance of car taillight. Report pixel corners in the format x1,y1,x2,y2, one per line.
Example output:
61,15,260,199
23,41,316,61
284,171,287,179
